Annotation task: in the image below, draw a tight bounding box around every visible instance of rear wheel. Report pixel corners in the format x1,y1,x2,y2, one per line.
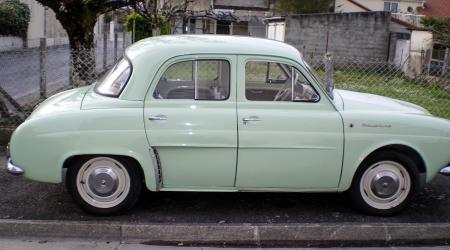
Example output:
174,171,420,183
349,151,419,216
66,156,142,215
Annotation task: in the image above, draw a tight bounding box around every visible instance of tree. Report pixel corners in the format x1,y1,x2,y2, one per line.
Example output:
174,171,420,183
0,0,30,39
130,0,192,37
274,0,332,15
421,17,450,48
34,0,140,85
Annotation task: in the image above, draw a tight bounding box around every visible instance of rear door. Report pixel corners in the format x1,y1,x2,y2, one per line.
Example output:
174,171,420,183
144,55,237,188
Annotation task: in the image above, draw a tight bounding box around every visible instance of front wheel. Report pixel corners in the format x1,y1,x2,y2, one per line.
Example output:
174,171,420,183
66,156,142,215
349,151,419,216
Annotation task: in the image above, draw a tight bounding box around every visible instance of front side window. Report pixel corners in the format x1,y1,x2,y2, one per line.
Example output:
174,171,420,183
153,60,230,100
245,61,319,102
95,58,131,97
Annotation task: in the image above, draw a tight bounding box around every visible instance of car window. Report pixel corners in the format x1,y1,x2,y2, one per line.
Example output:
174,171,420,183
95,58,131,97
154,60,230,100
245,61,319,102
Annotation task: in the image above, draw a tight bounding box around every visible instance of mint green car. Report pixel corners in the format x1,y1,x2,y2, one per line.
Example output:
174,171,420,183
7,35,450,215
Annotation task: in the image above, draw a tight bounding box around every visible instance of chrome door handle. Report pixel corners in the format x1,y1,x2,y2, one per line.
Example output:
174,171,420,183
148,115,167,121
242,116,261,124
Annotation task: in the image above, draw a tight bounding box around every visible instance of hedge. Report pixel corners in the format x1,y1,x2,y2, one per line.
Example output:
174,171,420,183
0,0,30,38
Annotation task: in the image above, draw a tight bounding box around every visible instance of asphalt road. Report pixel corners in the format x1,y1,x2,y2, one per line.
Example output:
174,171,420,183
1,154,449,223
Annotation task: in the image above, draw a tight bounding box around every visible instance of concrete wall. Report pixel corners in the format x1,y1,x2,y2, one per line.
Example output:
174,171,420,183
285,11,390,62
335,0,423,14
22,0,67,41
0,36,23,51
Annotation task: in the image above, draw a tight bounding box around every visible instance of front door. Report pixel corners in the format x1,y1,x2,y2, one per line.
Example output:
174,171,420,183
144,55,237,188
235,56,344,190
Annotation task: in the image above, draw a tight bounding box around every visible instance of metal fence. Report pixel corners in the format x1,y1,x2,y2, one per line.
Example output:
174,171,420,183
0,35,449,134
310,54,450,120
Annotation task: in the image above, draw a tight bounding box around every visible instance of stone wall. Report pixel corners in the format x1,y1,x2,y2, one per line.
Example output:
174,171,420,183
285,11,391,62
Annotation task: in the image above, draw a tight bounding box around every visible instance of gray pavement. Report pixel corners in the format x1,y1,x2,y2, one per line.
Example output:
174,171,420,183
1,238,450,250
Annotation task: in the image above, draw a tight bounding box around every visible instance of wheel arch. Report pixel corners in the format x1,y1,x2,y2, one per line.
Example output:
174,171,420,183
62,154,150,188
353,143,427,188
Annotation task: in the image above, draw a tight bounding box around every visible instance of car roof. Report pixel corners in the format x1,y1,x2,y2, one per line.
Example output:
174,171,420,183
125,35,302,62
120,35,305,101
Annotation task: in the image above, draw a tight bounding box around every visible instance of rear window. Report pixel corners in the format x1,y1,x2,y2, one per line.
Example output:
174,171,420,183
95,58,132,97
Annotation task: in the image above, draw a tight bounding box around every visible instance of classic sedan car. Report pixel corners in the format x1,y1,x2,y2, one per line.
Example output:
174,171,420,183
6,35,450,216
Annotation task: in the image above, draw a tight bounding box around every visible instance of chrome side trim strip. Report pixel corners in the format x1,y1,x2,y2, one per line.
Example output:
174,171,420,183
6,158,24,175
149,147,162,191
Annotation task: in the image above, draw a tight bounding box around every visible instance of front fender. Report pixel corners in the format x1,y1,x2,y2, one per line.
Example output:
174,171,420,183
338,112,450,191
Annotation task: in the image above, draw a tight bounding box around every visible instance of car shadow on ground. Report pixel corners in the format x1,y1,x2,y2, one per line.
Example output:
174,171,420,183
1,162,449,223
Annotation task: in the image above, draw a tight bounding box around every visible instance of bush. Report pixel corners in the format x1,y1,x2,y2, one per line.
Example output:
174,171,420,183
124,13,152,42
0,0,30,38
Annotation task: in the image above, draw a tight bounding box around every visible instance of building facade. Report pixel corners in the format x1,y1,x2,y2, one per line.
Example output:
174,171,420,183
170,0,273,38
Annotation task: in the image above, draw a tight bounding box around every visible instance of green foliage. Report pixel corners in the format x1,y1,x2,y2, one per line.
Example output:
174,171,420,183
161,20,171,35
421,17,450,47
275,0,332,15
0,0,30,38
124,13,152,41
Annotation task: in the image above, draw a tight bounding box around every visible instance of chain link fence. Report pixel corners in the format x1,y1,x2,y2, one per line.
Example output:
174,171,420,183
0,32,131,132
308,54,450,120
0,32,449,144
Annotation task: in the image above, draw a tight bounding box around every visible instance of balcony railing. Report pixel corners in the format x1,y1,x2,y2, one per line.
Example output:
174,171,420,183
391,13,425,27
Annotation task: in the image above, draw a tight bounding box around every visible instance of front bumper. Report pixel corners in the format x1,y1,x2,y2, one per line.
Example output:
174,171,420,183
6,158,24,175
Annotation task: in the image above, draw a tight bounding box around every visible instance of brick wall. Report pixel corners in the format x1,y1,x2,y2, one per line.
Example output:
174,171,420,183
285,11,391,62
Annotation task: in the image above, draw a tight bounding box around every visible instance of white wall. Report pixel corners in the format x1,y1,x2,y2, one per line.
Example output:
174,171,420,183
22,0,67,41
405,30,433,77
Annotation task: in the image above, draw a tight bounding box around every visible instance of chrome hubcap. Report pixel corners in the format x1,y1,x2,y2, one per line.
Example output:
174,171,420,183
360,161,411,210
88,168,119,197
370,171,400,199
76,157,130,209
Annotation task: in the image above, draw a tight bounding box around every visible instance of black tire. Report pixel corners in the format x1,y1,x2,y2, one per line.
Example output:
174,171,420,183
349,151,420,216
66,156,142,215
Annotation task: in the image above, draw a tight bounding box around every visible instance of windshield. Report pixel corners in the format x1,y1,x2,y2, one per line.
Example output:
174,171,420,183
303,60,334,100
95,58,131,97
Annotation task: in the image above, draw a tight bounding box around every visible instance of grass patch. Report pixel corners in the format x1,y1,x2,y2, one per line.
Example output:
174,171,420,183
331,70,450,120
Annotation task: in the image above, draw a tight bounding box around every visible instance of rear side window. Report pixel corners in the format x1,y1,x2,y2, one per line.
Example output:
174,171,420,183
153,60,230,100
95,58,131,97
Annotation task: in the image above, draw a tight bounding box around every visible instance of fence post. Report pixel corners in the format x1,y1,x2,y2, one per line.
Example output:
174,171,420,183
442,48,449,77
114,32,118,63
103,31,107,71
132,19,136,43
39,38,47,100
123,32,126,50
324,52,334,97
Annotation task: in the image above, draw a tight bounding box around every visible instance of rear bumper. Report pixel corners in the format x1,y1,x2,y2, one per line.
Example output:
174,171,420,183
6,158,24,175
440,164,450,176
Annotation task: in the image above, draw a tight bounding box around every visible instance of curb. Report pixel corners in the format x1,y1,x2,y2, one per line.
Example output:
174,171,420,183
1,220,450,246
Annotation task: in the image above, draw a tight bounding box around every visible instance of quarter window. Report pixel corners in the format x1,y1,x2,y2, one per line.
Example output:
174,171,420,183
245,61,319,102
154,60,230,100
95,58,131,97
